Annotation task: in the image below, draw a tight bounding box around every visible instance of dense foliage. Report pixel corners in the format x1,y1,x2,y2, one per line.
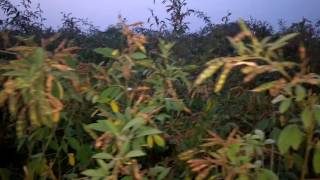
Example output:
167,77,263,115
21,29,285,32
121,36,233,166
1,0,320,179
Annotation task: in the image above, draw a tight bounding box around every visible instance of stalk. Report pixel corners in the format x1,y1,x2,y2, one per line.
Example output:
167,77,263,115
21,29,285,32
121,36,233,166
300,126,314,180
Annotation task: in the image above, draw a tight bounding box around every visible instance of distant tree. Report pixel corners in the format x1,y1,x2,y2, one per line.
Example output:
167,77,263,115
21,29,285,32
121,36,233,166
0,0,45,34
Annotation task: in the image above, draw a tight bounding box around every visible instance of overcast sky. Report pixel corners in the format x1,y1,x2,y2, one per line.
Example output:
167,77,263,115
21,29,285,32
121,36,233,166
8,0,320,31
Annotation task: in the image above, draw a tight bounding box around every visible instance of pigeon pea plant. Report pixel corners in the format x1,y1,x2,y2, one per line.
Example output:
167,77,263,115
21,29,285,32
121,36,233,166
80,21,191,180
0,35,86,179
193,20,320,179
179,130,277,180
1,18,320,180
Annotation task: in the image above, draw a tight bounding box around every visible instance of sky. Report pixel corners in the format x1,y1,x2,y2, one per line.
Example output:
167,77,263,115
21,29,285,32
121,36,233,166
7,0,320,31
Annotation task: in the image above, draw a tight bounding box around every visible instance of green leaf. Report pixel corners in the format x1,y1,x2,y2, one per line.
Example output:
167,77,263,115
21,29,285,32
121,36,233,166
137,128,162,137
104,120,119,135
313,105,320,125
119,140,130,156
125,150,146,158
238,19,250,32
67,137,81,151
301,108,313,129
77,144,92,164
122,117,145,132
135,59,155,68
92,153,113,160
131,52,147,59
271,95,286,104
157,167,170,180
292,153,304,170
295,85,306,102
270,33,299,50
96,159,110,172
277,124,304,154
279,98,292,113
88,120,119,134
226,143,240,162
0,168,11,180
165,98,185,112
238,174,250,180
94,48,114,58
257,169,279,180
28,48,45,66
313,146,320,173
98,86,123,103
81,169,106,177
88,120,110,132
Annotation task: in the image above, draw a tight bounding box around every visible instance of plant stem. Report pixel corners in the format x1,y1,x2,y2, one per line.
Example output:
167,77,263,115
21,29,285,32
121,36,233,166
300,126,313,180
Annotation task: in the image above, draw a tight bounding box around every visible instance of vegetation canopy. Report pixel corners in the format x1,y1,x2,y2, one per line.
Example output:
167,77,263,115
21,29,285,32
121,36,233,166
0,0,320,179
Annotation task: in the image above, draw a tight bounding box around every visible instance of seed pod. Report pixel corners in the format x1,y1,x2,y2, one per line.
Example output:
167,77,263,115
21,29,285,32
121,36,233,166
68,153,76,166
153,135,165,147
214,64,232,93
195,61,223,85
147,135,154,148
8,94,17,115
16,111,25,138
38,98,52,126
29,103,40,127
178,150,196,160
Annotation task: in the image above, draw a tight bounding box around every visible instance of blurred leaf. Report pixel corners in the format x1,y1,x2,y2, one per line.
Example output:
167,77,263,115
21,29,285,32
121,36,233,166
314,105,320,125
67,137,81,151
257,169,278,180
226,143,240,162
125,150,146,158
301,108,313,129
92,153,113,160
137,128,162,137
131,52,147,59
94,47,114,58
269,33,298,50
88,120,110,132
122,117,144,132
295,85,306,102
0,168,11,180
279,98,292,113
313,145,320,173
28,48,45,67
77,144,92,164
277,124,304,154
81,169,106,177
271,95,286,104
98,86,122,103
